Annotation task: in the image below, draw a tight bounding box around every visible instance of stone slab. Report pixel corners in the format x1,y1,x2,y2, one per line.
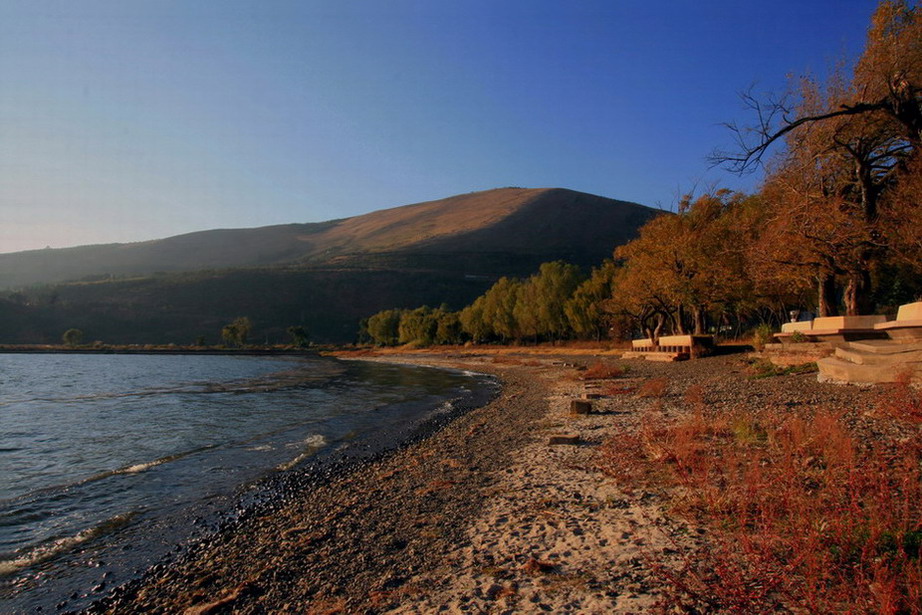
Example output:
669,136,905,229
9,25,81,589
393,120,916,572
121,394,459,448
570,399,592,415
781,321,813,333
874,319,922,340
897,302,922,321
835,345,922,366
817,356,921,385
657,334,713,347
645,352,686,362
847,339,922,355
812,315,887,330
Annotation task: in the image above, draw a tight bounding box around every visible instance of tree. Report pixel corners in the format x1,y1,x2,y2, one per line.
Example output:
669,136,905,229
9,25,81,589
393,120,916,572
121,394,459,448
62,328,84,347
366,309,402,346
608,190,752,339
287,325,310,348
479,277,523,342
714,1,922,314
529,261,583,340
566,260,618,340
888,156,922,273
398,306,439,346
434,310,464,345
459,296,490,343
221,317,252,347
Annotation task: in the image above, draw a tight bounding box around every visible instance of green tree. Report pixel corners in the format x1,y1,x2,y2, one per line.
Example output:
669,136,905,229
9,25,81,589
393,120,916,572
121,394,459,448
221,317,252,347
480,277,523,342
435,310,464,344
566,260,618,340
398,306,439,346
459,296,490,343
530,261,583,340
366,309,402,345
62,328,84,347
287,325,310,348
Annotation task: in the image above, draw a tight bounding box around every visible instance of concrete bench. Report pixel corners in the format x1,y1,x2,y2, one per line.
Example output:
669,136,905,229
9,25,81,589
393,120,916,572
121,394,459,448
780,321,813,333
624,334,713,361
775,315,887,343
874,302,922,340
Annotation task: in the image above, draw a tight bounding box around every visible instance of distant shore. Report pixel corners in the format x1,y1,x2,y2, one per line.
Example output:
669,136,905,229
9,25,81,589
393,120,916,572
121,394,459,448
76,345,904,614
0,344,320,355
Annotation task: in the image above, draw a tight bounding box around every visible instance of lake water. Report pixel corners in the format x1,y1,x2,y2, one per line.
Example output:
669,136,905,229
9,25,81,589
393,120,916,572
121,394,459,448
0,353,495,614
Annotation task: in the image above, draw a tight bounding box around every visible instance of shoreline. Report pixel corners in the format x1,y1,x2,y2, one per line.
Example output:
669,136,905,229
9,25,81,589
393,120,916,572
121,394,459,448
68,347,898,613
82,352,563,614
0,354,497,615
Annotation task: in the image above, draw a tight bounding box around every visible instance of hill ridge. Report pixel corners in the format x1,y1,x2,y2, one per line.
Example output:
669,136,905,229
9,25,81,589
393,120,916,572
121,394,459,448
0,187,655,289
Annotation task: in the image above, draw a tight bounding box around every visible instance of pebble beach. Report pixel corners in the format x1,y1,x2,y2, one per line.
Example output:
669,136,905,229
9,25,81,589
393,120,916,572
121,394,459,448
82,348,903,614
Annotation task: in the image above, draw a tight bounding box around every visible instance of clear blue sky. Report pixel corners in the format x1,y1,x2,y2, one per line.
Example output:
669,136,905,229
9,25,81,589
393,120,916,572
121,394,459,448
0,0,878,253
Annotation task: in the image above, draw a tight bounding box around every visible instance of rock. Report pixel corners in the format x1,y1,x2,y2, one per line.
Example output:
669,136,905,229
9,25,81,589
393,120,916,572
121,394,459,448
548,434,580,445
522,558,557,574
570,400,592,415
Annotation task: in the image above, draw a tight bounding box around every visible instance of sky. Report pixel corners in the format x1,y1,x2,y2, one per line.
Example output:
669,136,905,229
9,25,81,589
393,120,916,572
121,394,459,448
0,0,880,253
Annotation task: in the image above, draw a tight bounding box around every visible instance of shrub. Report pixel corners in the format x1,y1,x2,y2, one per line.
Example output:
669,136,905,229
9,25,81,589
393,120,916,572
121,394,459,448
601,403,922,613
636,377,669,398
581,361,626,380
62,328,84,347
751,323,774,351
748,358,818,379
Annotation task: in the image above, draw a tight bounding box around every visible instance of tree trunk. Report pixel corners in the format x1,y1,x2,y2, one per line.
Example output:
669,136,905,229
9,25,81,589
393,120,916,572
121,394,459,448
843,269,873,315
692,307,706,335
674,305,686,335
817,273,839,317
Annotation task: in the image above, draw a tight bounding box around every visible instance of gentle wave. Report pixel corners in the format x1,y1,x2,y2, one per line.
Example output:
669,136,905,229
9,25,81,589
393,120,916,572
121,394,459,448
84,447,216,485
276,434,328,471
0,511,138,577
0,447,215,509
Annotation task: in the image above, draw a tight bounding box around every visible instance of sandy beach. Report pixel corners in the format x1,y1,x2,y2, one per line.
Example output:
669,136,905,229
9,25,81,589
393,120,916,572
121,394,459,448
83,347,902,614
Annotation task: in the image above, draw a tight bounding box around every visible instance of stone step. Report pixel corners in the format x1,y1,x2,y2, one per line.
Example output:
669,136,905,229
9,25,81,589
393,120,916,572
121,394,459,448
621,351,686,361
835,345,922,366
847,339,922,354
817,356,919,385
645,352,687,362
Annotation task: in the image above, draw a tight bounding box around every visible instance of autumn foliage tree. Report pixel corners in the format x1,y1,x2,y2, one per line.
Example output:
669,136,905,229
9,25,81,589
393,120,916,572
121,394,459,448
717,0,922,315
607,190,752,341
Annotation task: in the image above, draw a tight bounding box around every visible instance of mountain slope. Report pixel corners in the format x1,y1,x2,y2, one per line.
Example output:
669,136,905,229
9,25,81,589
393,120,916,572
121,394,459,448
0,188,658,288
0,187,663,343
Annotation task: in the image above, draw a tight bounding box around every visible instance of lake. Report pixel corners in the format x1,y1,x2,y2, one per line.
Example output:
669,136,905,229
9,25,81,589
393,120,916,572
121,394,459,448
0,353,495,613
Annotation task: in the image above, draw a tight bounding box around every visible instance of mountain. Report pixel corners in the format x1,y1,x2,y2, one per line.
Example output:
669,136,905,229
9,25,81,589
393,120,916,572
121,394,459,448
0,188,657,288
0,188,662,343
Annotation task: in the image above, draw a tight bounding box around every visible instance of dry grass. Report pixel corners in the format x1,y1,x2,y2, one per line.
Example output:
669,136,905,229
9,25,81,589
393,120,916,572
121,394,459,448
636,377,669,398
602,383,922,613
581,361,626,380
